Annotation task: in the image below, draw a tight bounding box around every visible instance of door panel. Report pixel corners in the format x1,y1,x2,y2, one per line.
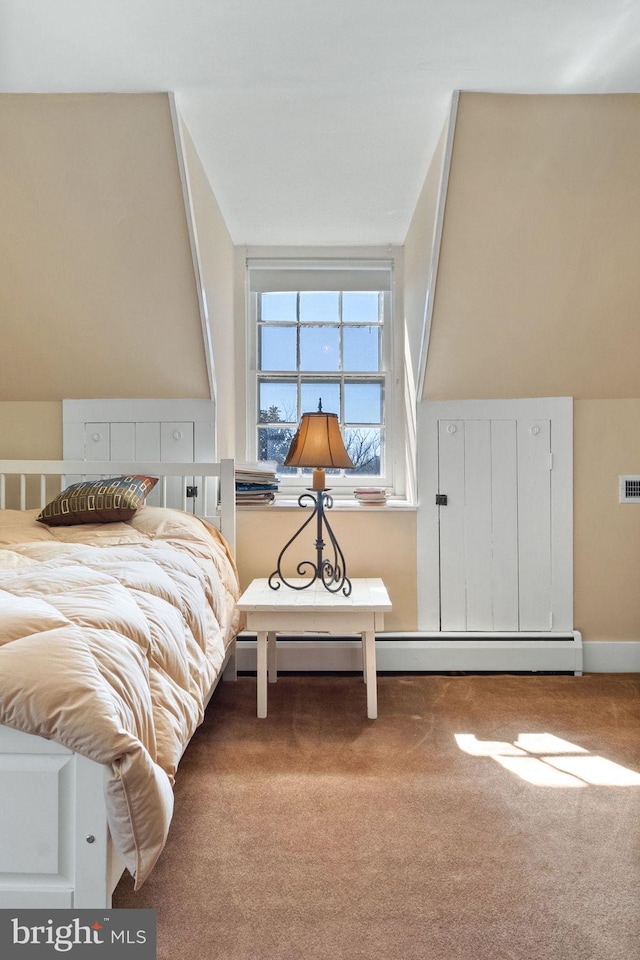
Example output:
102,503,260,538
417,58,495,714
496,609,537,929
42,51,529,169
438,421,466,630
490,420,519,630
517,420,552,630
417,398,573,635
160,422,195,509
160,422,194,462
84,423,110,461
463,420,493,630
109,422,135,460
70,419,195,510
134,423,162,505
134,422,161,460
437,416,551,632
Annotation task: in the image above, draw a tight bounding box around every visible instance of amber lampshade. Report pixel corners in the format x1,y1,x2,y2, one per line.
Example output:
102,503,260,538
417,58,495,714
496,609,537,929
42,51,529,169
284,411,354,489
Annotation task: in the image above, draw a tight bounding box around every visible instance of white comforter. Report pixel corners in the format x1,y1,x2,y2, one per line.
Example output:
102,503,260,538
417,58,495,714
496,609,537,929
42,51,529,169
0,506,241,886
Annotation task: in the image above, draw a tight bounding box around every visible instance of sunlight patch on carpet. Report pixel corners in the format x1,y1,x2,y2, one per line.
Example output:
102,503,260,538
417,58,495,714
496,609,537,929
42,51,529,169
455,732,640,787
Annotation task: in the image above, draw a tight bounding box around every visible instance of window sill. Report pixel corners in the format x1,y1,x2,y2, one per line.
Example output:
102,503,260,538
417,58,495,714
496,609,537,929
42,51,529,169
237,497,416,512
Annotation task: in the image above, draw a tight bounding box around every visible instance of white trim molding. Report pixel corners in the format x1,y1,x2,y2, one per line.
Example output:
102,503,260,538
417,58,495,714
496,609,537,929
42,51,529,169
236,631,585,675
169,94,217,406
236,636,640,675
582,641,640,673
417,90,459,401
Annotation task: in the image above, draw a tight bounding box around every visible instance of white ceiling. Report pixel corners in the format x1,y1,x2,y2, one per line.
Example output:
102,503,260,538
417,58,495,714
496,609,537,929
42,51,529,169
2,1,640,245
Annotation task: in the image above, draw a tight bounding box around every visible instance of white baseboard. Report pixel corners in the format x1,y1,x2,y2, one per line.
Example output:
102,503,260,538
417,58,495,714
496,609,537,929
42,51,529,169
237,635,640,674
236,632,597,675
582,641,640,673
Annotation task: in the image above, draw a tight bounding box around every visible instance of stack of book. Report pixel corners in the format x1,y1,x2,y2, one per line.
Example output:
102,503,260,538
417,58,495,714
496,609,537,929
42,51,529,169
354,487,387,506
235,461,279,505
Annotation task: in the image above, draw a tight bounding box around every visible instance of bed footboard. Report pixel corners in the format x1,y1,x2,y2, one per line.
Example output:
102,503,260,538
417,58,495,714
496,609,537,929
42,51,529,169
0,725,119,908
0,640,236,909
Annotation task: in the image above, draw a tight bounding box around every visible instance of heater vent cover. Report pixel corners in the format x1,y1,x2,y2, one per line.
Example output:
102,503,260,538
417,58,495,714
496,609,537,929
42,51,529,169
619,476,640,503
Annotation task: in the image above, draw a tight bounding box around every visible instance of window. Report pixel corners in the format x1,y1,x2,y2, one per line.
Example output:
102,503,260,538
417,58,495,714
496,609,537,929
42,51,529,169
246,258,401,494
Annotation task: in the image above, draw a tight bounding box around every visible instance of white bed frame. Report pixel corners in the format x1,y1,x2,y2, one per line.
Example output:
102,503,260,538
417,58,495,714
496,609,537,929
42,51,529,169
0,459,237,908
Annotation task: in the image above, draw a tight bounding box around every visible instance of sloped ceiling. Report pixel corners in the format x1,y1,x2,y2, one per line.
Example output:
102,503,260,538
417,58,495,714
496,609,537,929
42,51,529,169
0,94,210,401
2,1,640,245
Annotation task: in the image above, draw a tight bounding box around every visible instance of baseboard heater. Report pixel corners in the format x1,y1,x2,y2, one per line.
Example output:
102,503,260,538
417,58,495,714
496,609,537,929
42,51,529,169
236,631,584,676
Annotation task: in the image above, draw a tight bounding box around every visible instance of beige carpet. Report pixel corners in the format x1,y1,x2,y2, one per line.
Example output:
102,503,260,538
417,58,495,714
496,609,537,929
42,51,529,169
114,673,640,960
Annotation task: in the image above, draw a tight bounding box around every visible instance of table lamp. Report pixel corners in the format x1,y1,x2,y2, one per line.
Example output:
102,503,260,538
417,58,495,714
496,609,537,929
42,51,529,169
268,402,354,595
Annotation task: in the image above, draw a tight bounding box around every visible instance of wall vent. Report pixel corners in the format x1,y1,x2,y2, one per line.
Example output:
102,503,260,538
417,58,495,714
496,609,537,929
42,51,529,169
619,476,640,503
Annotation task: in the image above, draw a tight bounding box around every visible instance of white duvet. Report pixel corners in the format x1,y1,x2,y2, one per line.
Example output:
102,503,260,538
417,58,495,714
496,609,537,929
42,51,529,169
0,506,241,886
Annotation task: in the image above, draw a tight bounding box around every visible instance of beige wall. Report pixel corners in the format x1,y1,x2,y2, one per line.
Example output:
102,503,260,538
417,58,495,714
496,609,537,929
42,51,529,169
0,94,420,631
425,93,640,401
237,507,417,633
0,402,61,458
0,93,209,401
421,92,640,642
3,91,638,643
574,401,640,642
180,121,236,457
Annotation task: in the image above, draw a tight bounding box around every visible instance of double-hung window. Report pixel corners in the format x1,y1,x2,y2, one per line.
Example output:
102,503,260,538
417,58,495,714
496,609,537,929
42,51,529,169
246,258,400,494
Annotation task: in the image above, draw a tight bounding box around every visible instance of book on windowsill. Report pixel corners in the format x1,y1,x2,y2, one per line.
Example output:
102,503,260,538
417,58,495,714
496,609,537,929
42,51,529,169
354,487,387,506
235,490,277,505
235,461,279,504
235,460,278,485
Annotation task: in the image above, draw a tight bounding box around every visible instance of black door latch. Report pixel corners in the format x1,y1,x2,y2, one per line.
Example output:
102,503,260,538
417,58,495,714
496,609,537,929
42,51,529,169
435,494,448,506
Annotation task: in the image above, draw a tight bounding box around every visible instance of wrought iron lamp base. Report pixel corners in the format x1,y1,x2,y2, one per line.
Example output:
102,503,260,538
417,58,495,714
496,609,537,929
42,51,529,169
268,488,352,596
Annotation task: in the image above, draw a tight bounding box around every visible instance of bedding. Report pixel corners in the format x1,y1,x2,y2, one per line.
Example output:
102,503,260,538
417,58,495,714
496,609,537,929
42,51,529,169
0,506,242,888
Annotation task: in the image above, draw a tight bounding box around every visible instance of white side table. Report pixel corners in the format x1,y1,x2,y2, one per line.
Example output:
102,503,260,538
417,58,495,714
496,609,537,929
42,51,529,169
236,577,392,719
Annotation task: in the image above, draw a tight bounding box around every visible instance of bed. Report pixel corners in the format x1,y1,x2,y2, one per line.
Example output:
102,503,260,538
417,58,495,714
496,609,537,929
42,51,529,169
0,459,241,908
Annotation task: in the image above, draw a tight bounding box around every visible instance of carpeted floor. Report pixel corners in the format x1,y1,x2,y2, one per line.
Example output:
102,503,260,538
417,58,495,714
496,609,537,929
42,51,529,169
113,673,640,960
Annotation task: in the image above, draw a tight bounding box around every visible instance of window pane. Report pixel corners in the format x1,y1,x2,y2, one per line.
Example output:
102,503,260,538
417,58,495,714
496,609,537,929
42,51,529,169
343,326,380,372
259,382,298,423
342,292,380,324
300,381,340,415
260,325,297,371
344,382,382,424
258,426,296,469
300,325,339,371
299,292,339,323
261,292,297,322
344,428,381,476
252,268,390,480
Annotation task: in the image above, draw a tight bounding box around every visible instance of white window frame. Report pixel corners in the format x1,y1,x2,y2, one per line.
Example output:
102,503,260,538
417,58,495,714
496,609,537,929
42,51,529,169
244,252,405,498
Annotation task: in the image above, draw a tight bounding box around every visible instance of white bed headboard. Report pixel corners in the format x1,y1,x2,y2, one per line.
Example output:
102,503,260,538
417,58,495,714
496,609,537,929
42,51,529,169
0,459,235,555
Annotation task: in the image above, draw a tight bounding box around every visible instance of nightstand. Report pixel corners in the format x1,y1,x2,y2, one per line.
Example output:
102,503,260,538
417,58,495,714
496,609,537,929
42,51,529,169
236,577,392,719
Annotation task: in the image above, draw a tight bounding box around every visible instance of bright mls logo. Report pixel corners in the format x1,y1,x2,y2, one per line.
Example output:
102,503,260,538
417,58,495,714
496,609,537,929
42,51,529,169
0,909,156,958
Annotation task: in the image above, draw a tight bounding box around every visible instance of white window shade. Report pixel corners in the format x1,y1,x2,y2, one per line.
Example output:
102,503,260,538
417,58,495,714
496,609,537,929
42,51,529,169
248,259,392,293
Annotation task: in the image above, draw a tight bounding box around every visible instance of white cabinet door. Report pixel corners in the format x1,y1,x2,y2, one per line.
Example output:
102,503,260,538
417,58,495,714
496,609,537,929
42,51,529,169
62,399,215,513
437,417,550,631
418,399,572,633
